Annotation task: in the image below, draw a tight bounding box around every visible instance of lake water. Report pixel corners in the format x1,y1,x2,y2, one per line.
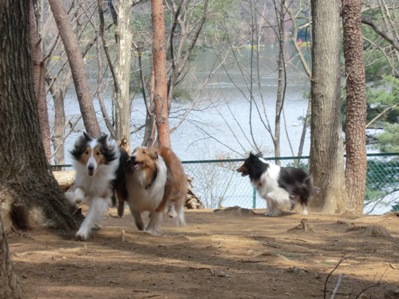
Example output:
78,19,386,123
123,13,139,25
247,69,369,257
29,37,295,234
54,45,312,163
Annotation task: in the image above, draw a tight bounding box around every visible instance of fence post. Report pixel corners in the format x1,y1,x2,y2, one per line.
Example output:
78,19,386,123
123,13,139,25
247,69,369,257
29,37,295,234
252,188,256,209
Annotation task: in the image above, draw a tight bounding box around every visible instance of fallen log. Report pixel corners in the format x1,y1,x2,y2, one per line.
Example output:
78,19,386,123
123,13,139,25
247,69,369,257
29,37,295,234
53,171,76,192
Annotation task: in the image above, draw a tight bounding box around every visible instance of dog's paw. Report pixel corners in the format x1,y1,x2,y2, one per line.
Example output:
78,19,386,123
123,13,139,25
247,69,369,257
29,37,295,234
265,210,282,217
167,205,177,219
144,227,161,235
75,234,87,241
75,229,90,241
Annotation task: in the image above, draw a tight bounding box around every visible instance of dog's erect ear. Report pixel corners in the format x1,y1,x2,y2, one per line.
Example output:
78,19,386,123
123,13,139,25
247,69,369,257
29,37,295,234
148,148,159,160
249,152,262,161
98,134,114,151
83,132,92,141
97,133,108,144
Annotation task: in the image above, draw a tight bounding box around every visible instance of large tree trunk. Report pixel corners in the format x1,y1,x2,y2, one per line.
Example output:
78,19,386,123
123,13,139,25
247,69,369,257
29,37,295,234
151,0,171,148
114,0,133,152
309,0,347,213
48,0,101,138
0,218,24,299
1,0,77,296
0,0,77,232
342,0,367,215
29,0,51,163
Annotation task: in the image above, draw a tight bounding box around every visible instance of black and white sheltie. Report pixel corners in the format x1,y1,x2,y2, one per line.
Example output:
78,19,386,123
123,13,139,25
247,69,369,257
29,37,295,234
66,133,128,240
237,152,318,216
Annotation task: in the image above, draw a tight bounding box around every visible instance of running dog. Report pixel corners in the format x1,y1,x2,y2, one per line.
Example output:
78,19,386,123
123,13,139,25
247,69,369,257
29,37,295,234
237,152,318,216
66,133,128,240
124,146,187,234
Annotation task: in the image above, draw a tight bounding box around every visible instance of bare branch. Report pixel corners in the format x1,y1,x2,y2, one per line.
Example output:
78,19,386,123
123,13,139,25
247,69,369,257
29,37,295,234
361,15,399,51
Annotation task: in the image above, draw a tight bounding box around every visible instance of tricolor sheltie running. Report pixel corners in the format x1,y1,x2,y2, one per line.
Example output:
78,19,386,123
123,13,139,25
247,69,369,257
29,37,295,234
237,152,318,216
66,133,128,240
123,146,187,235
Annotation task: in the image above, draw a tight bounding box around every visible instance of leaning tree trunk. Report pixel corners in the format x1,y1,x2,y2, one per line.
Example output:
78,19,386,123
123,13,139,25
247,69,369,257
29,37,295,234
309,0,347,214
29,0,51,163
48,0,101,138
0,0,77,232
342,0,367,215
151,0,171,148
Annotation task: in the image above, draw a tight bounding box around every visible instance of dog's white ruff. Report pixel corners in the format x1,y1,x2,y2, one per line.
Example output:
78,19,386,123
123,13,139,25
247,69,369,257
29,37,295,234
126,156,168,235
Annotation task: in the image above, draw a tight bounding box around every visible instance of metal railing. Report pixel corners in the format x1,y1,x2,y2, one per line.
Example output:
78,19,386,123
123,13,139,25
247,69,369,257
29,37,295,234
51,153,399,214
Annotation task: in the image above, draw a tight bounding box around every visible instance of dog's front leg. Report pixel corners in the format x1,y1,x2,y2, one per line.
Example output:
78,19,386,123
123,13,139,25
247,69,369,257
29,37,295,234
145,211,162,235
265,194,282,217
130,209,144,231
75,198,109,240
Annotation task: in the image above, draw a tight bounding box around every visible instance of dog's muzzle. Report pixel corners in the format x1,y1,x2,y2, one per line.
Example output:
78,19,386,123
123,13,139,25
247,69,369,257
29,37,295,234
87,164,95,176
236,165,248,177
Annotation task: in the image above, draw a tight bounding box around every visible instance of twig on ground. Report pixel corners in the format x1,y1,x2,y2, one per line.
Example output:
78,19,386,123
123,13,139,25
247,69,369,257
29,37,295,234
324,253,347,299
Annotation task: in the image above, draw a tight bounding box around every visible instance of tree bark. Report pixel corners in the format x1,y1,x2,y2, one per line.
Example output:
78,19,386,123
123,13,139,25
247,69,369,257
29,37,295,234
309,0,347,213
151,0,171,148
0,0,77,232
114,0,133,152
274,0,287,160
48,0,101,138
342,0,367,215
0,218,24,299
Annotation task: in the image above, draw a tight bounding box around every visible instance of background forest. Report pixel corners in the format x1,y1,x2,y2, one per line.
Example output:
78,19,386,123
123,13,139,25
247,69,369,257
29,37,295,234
25,0,398,214
38,0,399,164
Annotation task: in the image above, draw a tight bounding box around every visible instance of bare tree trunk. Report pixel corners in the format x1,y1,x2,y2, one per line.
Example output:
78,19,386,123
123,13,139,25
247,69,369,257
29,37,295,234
29,0,51,162
274,0,287,160
0,218,24,299
114,0,133,152
151,0,171,147
46,74,69,165
0,0,77,231
1,2,78,295
342,0,367,215
309,0,347,214
48,0,101,137
142,65,157,147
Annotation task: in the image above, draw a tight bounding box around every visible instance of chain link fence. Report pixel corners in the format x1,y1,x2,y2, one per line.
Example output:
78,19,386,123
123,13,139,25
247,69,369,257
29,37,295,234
51,153,399,214
182,153,399,213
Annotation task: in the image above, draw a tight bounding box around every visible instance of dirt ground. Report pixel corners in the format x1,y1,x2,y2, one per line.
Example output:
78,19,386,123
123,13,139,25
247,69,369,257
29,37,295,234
7,207,399,299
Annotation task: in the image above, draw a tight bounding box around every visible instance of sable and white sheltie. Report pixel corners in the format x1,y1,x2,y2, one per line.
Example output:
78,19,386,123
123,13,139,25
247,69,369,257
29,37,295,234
237,152,318,216
124,146,187,234
66,132,128,240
